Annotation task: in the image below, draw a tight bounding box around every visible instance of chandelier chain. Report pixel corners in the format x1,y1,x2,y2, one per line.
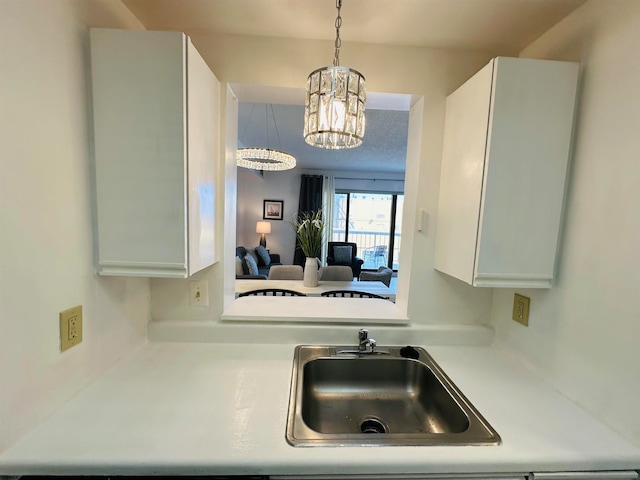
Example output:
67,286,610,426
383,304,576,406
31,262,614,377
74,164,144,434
333,0,342,66
269,104,283,149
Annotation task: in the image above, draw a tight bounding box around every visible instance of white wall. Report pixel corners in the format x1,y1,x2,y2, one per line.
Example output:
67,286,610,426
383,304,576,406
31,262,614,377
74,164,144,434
236,167,300,264
0,0,150,452
491,0,640,447
150,33,497,326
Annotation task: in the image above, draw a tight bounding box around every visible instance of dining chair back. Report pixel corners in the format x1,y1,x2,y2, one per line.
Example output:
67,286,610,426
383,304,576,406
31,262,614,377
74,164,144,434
267,265,304,280
320,290,389,300
238,288,306,297
318,265,354,281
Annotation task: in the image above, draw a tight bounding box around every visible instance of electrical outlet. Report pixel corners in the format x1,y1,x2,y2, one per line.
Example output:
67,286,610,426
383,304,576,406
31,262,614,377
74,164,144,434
512,294,530,326
60,305,83,351
189,281,209,307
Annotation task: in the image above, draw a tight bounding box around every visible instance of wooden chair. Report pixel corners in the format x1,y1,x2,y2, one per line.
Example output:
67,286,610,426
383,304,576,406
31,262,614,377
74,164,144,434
238,288,306,297
320,290,389,300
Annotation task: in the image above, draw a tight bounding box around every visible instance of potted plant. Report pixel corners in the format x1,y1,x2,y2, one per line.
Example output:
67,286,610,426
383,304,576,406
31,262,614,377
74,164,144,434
292,210,324,287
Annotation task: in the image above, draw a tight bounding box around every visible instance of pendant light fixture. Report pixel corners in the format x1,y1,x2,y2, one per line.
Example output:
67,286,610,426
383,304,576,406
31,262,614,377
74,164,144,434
304,0,366,149
237,104,296,171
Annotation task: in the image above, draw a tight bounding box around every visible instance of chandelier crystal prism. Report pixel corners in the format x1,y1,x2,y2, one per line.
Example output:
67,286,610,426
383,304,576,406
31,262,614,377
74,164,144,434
304,0,366,149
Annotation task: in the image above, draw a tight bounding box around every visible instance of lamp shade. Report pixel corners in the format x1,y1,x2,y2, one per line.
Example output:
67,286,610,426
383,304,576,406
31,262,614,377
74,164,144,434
256,221,271,234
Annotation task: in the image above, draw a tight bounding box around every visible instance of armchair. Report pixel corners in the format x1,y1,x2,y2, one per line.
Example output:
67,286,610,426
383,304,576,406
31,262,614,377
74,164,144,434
326,242,364,278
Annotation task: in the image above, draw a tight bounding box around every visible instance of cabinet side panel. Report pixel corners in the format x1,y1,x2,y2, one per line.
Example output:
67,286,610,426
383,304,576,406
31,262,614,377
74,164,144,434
91,29,187,272
476,57,578,282
187,40,219,275
434,62,494,285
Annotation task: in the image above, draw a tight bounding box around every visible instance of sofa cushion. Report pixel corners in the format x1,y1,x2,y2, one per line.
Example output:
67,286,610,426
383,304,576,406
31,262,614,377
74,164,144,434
235,256,244,276
333,245,353,264
244,254,259,275
255,245,271,266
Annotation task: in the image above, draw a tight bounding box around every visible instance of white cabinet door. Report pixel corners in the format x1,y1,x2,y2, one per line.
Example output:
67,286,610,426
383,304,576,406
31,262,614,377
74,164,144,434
435,57,579,288
434,61,494,285
90,29,219,278
186,38,218,274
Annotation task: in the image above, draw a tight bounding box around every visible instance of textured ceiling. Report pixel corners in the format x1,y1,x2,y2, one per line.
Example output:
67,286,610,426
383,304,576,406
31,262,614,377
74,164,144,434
238,103,409,173
122,0,586,174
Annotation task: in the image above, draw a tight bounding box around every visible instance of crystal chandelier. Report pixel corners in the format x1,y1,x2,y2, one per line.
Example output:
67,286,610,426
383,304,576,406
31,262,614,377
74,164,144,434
304,0,366,149
237,104,296,171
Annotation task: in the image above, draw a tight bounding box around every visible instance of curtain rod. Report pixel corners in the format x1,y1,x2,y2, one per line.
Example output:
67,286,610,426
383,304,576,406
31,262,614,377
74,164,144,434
334,176,403,182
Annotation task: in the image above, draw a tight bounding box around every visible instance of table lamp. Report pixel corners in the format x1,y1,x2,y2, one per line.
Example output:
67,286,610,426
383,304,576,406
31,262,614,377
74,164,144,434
256,221,271,248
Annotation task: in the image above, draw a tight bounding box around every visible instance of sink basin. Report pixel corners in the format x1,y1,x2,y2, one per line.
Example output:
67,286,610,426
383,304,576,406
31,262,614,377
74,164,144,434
286,345,500,446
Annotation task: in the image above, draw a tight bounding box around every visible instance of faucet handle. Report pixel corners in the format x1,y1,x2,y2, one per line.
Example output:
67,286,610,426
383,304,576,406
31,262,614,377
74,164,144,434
358,329,369,341
368,338,377,352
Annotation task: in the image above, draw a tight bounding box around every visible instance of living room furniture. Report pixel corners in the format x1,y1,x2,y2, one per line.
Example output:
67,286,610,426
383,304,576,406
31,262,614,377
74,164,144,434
268,265,304,280
318,266,354,281
235,279,395,301
360,266,393,287
326,242,364,278
236,246,281,279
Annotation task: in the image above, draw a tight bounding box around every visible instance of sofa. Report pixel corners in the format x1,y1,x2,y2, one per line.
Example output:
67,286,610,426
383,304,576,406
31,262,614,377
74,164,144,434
236,246,282,279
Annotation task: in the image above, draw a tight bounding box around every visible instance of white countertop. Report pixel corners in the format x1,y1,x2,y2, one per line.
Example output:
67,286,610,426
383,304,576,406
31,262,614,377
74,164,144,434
1,342,638,477
235,279,396,301
222,296,408,324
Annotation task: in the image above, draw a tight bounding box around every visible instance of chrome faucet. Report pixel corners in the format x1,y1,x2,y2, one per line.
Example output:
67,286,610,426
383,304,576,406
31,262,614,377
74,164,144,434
358,329,377,353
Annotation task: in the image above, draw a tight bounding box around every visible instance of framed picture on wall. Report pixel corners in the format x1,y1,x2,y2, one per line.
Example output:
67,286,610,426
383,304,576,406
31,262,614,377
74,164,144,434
263,199,284,220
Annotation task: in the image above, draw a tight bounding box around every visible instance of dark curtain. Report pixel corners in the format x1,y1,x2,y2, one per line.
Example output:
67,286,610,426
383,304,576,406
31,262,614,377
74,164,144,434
293,174,323,266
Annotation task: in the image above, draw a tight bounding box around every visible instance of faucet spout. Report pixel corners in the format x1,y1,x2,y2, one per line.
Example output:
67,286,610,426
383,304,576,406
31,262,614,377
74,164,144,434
336,329,387,355
358,329,376,353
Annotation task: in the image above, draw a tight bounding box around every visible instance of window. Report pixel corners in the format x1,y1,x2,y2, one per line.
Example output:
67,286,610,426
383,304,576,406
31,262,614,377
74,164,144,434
332,192,403,271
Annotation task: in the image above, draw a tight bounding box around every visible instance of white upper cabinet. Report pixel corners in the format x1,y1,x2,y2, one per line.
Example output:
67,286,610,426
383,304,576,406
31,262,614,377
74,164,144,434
435,57,579,288
90,29,220,278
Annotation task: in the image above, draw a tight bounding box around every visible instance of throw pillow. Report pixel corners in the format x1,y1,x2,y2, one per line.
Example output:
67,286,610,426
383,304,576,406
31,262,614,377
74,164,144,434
333,245,353,264
255,245,271,266
235,256,244,276
244,254,259,275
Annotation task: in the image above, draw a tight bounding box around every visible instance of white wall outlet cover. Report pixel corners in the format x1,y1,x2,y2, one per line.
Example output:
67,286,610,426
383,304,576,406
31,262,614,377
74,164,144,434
189,281,209,307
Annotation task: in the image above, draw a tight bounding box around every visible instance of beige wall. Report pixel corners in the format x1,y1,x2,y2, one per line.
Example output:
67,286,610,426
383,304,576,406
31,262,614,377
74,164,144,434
492,0,640,447
0,0,150,452
150,33,497,326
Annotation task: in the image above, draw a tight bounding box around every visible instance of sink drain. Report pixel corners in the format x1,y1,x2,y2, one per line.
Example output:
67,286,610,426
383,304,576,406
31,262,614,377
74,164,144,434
360,417,388,434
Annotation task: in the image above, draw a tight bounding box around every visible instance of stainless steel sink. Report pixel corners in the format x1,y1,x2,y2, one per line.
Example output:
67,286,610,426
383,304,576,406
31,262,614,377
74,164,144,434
286,345,501,446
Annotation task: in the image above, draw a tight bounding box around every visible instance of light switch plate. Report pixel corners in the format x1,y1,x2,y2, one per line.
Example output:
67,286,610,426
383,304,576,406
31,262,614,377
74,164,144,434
189,281,209,307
